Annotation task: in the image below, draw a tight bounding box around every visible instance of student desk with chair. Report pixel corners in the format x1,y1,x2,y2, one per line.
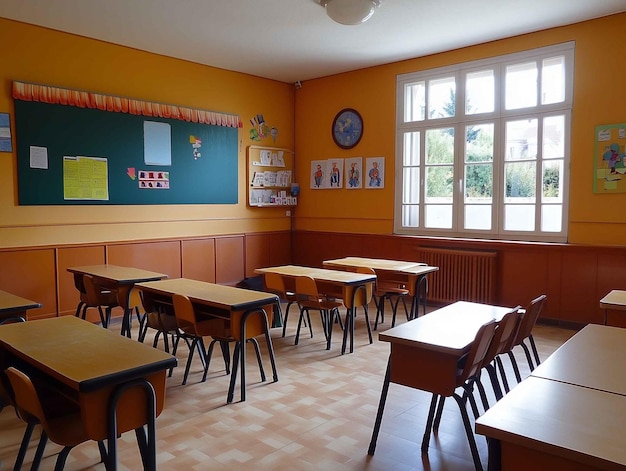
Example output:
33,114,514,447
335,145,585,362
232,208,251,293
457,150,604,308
0,315,177,471
367,301,513,469
136,278,280,403
322,256,439,319
67,265,168,337
476,323,626,470
254,265,376,354
0,290,41,323
599,289,626,326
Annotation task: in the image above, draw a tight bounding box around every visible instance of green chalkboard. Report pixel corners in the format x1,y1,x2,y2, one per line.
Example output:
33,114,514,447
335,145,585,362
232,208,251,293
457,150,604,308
14,100,238,205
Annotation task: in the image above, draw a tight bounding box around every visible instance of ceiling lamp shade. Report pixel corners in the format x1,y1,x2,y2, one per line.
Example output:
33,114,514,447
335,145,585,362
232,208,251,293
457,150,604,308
322,0,381,25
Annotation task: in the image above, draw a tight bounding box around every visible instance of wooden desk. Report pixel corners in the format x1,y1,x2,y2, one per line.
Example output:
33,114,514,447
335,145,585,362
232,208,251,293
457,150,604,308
368,301,512,455
322,257,439,318
0,290,41,322
476,376,626,471
0,316,176,470
255,265,376,354
531,324,626,396
67,265,168,337
600,289,626,325
136,278,279,403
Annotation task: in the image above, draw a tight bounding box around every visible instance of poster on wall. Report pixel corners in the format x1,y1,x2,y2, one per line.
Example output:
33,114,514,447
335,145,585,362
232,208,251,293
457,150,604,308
594,123,626,193
365,157,385,189
346,157,362,189
310,160,328,189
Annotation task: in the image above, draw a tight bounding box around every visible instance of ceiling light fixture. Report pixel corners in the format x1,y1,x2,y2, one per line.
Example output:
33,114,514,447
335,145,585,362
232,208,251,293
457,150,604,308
321,0,381,26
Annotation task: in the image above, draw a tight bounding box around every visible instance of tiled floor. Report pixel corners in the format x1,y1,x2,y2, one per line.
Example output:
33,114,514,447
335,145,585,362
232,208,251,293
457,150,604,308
0,304,576,470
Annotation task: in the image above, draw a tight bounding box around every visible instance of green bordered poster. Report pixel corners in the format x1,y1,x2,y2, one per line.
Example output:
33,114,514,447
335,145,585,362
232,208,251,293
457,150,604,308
594,123,626,193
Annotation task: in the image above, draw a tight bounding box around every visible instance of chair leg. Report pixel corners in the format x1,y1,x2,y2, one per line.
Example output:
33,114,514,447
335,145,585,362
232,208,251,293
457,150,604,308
432,395,446,432
53,446,74,471
507,350,523,383
13,422,36,471
520,341,537,371
452,392,484,471
74,301,85,318
495,356,511,394
30,431,48,471
181,338,198,385
220,341,231,374
528,334,541,366
486,363,504,401
248,337,266,382
294,307,305,345
362,303,373,344
281,302,295,338
97,306,107,327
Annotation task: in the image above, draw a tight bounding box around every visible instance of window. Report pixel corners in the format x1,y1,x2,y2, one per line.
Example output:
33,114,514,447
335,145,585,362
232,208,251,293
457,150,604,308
395,43,573,242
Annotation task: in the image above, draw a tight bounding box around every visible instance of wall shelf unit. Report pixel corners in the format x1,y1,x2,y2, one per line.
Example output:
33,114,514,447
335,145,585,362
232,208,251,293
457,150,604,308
247,145,296,208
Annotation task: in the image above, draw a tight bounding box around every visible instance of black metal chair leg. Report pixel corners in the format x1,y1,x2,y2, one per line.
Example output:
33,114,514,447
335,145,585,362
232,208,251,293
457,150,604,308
30,431,48,471
507,350,523,383
248,337,266,382
53,446,74,471
528,334,541,366
368,358,391,456
452,392,484,471
13,422,35,471
421,393,440,452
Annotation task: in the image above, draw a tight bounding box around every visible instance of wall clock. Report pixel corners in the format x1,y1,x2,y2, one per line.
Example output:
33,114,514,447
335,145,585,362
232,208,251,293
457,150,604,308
332,108,363,149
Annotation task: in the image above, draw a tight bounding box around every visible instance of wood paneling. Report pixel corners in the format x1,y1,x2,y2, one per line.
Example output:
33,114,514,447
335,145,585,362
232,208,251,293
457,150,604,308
246,232,293,277
182,238,216,282
215,236,244,285
107,241,181,279
0,248,56,319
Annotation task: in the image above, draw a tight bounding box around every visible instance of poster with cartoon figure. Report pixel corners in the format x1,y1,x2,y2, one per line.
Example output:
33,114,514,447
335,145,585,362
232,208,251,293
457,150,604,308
366,157,385,189
328,159,344,189
346,157,362,189
310,160,327,189
594,123,626,193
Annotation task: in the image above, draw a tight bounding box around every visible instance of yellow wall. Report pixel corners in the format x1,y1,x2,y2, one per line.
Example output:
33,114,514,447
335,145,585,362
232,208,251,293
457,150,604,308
0,18,295,248
294,13,626,245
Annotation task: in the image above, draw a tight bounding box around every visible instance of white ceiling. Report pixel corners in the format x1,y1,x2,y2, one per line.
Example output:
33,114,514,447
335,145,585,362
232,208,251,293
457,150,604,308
1,0,624,84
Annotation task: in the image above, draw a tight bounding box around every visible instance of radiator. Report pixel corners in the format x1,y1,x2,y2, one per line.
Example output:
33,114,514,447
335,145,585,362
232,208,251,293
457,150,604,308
415,247,497,305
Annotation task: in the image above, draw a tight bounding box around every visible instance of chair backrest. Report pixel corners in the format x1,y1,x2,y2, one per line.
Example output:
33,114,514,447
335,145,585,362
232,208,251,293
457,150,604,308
82,274,117,307
172,294,198,332
264,272,287,298
5,367,46,428
514,294,547,345
457,320,497,384
482,307,522,367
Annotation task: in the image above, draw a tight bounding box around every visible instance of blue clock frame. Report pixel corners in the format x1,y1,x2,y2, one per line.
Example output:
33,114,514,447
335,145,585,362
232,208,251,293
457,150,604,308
332,108,363,149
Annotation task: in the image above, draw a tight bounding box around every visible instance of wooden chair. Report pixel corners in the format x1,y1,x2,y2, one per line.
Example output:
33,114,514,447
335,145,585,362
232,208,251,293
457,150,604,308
356,267,409,330
263,272,297,337
172,294,265,387
503,294,547,386
294,275,344,350
80,274,119,328
421,320,497,471
5,366,106,471
475,307,522,404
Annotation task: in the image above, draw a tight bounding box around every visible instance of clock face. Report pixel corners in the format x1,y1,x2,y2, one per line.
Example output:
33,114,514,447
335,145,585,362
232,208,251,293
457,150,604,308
332,108,363,149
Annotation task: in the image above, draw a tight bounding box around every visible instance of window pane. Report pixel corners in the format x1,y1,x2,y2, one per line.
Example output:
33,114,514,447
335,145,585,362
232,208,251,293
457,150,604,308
466,70,494,114
541,205,562,232
425,166,453,201
465,205,492,230
504,204,535,231
505,161,536,201
543,160,562,202
428,77,455,119
404,81,425,122
505,119,538,161
465,164,493,201
425,204,452,228
403,167,420,204
466,123,494,163
426,128,454,164
505,61,537,110
402,205,419,227
403,131,421,166
541,56,565,105
543,115,564,159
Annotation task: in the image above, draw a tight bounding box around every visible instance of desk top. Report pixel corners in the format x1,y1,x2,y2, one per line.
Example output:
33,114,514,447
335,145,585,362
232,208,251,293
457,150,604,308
136,278,278,312
379,301,512,354
323,257,439,276
476,376,626,470
67,264,168,284
0,290,41,314
531,324,626,396
0,316,176,392
600,289,626,311
255,265,376,285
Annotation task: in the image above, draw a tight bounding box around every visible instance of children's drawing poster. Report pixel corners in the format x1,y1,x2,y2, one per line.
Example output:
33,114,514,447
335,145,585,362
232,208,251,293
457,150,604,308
594,123,626,193
346,157,362,189
310,160,328,189
366,157,385,189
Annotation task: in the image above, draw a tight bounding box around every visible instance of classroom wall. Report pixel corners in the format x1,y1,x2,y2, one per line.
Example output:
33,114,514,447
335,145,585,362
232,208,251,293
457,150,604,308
293,12,626,246
0,17,295,249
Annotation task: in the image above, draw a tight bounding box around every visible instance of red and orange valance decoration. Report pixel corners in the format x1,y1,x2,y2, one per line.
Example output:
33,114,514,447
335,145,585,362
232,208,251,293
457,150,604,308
12,81,242,128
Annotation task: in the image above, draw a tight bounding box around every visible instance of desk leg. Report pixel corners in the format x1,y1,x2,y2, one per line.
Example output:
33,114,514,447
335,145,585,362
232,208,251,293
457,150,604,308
228,307,278,403
107,379,157,471
368,356,391,455
117,286,133,338
410,275,428,319
341,284,367,355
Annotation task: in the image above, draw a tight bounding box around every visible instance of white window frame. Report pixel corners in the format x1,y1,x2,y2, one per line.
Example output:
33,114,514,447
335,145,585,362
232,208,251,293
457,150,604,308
394,42,574,243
